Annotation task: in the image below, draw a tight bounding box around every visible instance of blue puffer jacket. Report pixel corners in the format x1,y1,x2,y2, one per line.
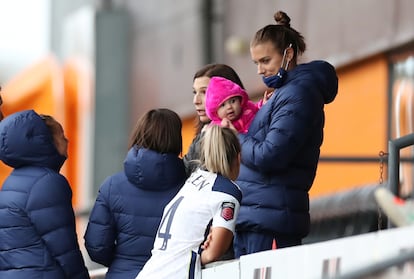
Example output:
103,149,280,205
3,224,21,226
236,61,338,238
0,110,89,279
84,147,186,279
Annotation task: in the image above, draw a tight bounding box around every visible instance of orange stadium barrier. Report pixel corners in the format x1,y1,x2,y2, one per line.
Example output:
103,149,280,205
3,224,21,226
0,55,65,186
62,57,94,210
0,55,93,210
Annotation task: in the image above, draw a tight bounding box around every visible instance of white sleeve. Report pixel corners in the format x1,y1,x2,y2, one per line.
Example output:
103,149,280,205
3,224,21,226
211,192,240,234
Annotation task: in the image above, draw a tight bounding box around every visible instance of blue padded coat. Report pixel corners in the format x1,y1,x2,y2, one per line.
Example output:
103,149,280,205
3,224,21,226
236,61,338,238
84,147,186,279
0,110,89,279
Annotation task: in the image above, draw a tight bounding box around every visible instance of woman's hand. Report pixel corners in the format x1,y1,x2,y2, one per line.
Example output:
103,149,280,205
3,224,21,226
201,231,212,250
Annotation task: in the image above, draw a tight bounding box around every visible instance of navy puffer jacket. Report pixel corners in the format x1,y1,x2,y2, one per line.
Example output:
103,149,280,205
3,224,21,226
236,61,338,238
84,147,186,278
0,110,89,279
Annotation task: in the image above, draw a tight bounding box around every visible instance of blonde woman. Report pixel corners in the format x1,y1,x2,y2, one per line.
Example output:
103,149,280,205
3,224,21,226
137,125,242,279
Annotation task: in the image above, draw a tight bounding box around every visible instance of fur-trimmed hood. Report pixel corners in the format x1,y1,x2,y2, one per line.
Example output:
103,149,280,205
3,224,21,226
205,76,249,122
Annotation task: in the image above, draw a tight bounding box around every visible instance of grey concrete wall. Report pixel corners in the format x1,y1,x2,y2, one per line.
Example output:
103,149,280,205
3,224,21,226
93,9,130,191
49,0,414,195
218,0,414,94
109,0,414,118
50,0,414,118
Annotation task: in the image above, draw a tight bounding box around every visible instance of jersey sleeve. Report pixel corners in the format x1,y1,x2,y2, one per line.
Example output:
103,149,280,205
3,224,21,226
211,175,242,233
211,195,240,234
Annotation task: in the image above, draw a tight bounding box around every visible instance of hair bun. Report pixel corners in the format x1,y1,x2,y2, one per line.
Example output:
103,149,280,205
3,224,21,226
274,11,291,27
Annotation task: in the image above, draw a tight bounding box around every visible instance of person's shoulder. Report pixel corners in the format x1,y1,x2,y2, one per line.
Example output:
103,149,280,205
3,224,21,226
299,60,335,70
29,169,72,201
212,175,242,202
99,172,126,192
35,167,68,185
299,60,338,103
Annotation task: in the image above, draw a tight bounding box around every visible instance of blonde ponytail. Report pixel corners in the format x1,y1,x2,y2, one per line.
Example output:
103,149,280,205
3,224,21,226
200,125,241,179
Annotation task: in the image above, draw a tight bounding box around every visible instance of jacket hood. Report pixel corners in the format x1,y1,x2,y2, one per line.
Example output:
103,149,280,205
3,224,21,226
286,60,338,104
124,146,186,191
206,76,249,122
0,110,66,171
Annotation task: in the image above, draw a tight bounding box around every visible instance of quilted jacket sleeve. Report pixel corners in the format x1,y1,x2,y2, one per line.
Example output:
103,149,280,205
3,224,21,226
84,177,116,266
239,83,323,173
27,172,89,279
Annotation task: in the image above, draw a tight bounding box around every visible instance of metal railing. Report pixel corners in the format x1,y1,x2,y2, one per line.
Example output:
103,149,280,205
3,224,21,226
335,249,414,279
86,134,414,278
387,133,414,197
386,133,414,229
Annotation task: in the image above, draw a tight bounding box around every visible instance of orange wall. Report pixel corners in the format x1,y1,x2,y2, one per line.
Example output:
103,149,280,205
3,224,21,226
311,55,389,197
0,56,65,187
182,117,198,156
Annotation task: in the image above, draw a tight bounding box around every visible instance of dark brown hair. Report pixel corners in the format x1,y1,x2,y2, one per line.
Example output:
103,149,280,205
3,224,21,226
193,63,245,89
39,114,67,155
129,108,182,155
251,11,306,63
40,114,61,139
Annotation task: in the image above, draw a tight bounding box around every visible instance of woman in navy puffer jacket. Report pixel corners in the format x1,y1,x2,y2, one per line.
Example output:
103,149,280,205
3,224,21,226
84,108,186,278
0,110,89,279
233,11,338,257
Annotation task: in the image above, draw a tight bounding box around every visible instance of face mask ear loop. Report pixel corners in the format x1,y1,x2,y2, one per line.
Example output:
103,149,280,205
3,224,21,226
281,43,293,71
284,58,291,71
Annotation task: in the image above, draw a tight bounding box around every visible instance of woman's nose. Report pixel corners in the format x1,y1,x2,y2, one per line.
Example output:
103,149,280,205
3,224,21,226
257,64,264,75
193,93,201,104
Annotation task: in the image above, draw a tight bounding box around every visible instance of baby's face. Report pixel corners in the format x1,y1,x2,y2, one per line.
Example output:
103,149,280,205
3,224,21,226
217,96,242,121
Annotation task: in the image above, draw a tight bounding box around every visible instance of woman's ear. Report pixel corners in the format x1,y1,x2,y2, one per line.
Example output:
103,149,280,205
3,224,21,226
286,47,294,63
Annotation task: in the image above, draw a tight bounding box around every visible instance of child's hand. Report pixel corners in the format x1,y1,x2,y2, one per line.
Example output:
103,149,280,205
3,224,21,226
262,89,274,105
221,118,237,133
221,118,231,128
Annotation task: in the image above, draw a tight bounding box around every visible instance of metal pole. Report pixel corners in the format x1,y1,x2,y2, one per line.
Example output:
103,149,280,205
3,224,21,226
386,133,414,228
387,133,414,196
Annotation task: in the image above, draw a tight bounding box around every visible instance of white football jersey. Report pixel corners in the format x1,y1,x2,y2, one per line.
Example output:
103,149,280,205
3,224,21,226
136,168,242,279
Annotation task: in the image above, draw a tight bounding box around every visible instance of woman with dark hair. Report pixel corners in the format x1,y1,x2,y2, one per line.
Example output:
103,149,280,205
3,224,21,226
183,63,245,176
84,108,187,278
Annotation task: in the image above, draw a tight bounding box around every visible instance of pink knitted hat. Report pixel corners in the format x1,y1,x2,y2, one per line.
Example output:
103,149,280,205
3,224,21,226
205,76,249,122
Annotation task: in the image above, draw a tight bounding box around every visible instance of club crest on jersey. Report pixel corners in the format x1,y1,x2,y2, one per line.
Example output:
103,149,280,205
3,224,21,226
221,202,235,221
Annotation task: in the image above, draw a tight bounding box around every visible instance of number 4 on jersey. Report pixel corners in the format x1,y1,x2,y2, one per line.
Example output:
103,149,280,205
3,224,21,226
157,196,184,250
